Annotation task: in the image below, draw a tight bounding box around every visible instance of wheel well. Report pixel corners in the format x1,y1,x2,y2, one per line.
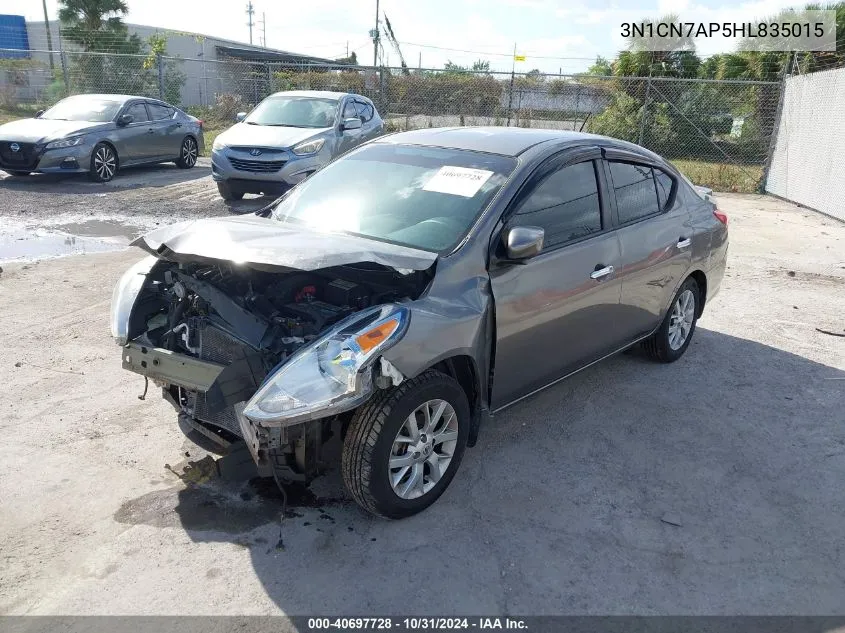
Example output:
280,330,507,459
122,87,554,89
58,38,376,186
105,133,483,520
432,356,479,412
689,270,707,317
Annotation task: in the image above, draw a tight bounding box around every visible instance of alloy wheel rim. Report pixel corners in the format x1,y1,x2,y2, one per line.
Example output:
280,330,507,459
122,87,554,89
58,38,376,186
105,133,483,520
668,289,695,350
94,147,115,180
182,138,197,166
388,399,459,500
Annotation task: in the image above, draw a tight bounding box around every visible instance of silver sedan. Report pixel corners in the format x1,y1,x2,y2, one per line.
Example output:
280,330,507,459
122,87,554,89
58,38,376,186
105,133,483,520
0,94,204,182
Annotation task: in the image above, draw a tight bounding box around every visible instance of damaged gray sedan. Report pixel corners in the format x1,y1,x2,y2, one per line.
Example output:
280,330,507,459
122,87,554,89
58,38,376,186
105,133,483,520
111,127,728,518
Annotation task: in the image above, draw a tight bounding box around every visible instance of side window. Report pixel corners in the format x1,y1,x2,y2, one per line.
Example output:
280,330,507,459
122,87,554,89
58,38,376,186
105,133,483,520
355,100,373,122
147,103,175,121
342,101,359,120
125,103,149,123
609,162,661,223
512,161,602,249
654,168,674,209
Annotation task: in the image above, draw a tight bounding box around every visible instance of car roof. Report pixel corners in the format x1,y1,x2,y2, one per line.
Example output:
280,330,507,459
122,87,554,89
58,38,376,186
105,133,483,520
61,94,175,107
268,90,351,100
375,127,629,157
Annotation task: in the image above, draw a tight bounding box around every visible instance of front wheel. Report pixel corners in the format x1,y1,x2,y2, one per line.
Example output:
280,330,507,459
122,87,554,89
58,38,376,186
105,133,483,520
6,170,31,177
216,181,243,201
176,136,198,168
643,277,700,362
342,369,470,519
89,143,117,182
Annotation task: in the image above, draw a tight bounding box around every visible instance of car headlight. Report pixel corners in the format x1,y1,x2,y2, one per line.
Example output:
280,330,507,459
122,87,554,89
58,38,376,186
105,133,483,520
109,256,157,345
45,136,84,150
243,304,409,426
212,137,227,151
291,138,325,155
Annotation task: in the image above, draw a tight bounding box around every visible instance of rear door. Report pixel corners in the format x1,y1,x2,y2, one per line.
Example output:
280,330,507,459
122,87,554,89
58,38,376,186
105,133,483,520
146,102,182,159
602,151,692,339
117,101,156,163
490,149,627,409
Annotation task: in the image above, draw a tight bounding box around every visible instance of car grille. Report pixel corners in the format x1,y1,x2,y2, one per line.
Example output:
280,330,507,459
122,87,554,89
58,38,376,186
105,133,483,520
0,141,40,169
229,157,286,173
187,321,252,438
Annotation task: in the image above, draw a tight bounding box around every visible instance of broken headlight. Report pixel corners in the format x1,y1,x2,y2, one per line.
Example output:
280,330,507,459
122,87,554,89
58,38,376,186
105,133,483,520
109,256,156,345
243,304,409,426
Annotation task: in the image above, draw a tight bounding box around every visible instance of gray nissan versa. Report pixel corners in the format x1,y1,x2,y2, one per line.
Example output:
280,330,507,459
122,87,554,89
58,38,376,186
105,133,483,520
111,127,728,518
210,90,384,200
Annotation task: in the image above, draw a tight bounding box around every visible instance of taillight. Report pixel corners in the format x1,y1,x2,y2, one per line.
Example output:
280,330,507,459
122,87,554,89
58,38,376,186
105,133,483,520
197,119,204,129
714,209,728,226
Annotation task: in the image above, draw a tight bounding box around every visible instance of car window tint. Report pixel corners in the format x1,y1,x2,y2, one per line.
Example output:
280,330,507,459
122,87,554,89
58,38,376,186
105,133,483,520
513,161,602,249
609,162,660,223
355,100,373,121
655,169,674,209
147,103,174,121
126,103,149,123
343,101,359,120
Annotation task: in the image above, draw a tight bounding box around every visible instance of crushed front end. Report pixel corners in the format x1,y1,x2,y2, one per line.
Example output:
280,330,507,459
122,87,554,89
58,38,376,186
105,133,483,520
112,255,428,482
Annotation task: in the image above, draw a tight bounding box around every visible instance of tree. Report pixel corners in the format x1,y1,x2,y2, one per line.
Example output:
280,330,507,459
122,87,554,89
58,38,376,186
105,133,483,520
58,0,142,53
587,56,612,76
335,51,358,66
471,59,491,74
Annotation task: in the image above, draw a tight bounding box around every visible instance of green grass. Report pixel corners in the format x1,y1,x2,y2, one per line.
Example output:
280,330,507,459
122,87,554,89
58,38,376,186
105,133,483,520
671,159,763,194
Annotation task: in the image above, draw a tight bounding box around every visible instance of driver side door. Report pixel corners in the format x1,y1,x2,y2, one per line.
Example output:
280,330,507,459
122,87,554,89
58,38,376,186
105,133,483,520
336,99,363,156
116,101,157,163
489,149,626,409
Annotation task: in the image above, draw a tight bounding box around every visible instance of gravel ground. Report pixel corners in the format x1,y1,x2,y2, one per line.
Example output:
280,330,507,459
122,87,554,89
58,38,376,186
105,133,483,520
0,180,844,615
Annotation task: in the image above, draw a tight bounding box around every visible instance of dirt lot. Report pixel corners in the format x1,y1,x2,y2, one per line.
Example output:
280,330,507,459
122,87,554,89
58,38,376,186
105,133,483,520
0,168,844,615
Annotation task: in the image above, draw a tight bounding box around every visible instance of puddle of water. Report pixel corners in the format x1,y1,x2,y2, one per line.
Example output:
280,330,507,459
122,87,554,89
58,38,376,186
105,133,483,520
0,226,129,263
51,219,140,240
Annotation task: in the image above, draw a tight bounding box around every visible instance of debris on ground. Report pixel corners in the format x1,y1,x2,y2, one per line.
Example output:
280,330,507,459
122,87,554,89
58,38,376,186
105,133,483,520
661,512,683,527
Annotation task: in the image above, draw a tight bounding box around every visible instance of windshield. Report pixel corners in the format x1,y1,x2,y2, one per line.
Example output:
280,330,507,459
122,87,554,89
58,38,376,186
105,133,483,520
245,96,338,128
270,144,517,252
41,96,123,122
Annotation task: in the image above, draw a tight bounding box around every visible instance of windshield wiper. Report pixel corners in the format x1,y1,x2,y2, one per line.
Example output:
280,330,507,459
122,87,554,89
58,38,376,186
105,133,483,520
245,121,261,125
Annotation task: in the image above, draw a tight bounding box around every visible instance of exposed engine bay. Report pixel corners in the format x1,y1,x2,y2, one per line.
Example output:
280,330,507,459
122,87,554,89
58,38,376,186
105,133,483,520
125,259,430,460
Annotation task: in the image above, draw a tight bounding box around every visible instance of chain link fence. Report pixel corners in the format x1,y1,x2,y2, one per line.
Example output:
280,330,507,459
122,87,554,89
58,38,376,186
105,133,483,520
1,48,782,191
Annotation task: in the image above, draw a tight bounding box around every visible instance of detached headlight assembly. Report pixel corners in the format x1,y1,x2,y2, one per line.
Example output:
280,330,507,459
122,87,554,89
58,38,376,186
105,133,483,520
45,136,84,150
109,257,157,345
244,305,409,426
291,138,325,155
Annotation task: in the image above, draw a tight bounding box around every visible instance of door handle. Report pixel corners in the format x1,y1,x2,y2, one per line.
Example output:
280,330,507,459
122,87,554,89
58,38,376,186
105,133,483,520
590,265,614,280
677,237,691,249
147,128,155,134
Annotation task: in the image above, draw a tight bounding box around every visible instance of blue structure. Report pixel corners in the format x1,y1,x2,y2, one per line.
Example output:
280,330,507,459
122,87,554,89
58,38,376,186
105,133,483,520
0,15,31,58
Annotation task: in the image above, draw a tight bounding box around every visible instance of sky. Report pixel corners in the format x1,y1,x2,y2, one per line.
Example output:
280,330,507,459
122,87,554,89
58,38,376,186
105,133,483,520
4,0,808,73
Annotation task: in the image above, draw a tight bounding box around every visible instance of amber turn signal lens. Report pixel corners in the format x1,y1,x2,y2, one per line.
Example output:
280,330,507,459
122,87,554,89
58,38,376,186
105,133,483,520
354,318,400,353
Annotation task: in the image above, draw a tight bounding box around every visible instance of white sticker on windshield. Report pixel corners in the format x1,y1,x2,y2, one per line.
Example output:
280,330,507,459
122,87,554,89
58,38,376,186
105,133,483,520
422,166,494,197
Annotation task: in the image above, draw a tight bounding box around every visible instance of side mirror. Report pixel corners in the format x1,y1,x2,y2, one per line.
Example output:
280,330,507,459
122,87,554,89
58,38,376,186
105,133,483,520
117,113,133,126
341,117,362,131
503,226,544,261
35,110,44,118
236,112,247,122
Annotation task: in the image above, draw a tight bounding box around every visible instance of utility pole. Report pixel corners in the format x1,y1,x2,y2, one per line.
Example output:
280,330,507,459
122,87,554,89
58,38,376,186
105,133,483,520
246,2,255,45
372,0,380,68
418,51,421,69
41,0,54,70
260,12,266,47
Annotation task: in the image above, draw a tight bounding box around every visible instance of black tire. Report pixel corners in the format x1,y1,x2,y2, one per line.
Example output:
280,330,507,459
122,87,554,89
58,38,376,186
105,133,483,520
6,170,31,177
643,276,700,363
342,369,470,519
217,181,244,201
89,142,118,182
176,136,198,169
